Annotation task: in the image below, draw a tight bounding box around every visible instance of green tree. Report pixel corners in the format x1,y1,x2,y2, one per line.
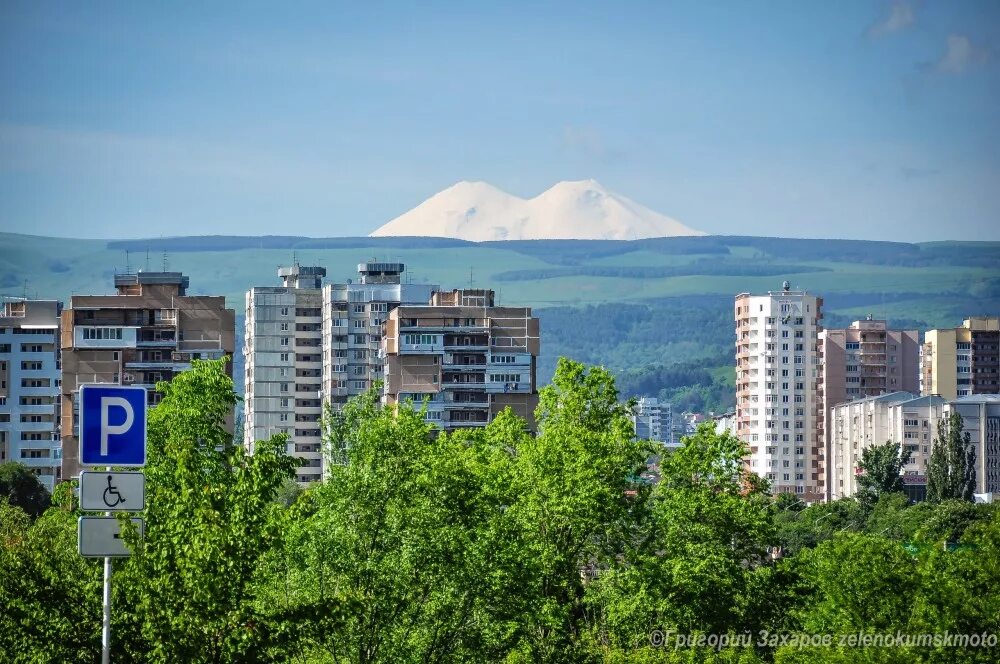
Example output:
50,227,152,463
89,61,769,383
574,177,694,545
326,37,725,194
118,357,298,662
591,423,776,652
0,462,51,519
856,441,911,508
927,412,975,503
513,358,654,661
272,384,527,662
0,500,103,661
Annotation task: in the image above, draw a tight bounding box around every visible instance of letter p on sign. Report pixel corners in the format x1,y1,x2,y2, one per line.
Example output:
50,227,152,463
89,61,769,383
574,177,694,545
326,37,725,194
100,397,134,456
80,385,147,467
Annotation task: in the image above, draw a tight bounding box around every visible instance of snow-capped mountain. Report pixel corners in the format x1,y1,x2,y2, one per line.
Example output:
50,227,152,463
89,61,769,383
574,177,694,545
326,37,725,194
369,179,705,241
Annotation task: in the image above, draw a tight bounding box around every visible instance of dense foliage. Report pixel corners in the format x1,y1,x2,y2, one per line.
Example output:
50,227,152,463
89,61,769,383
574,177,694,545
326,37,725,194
0,462,51,519
1,357,998,662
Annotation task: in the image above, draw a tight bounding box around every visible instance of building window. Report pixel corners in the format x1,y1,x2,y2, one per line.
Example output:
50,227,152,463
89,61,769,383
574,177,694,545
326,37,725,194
280,383,289,393
82,327,123,340
280,323,289,331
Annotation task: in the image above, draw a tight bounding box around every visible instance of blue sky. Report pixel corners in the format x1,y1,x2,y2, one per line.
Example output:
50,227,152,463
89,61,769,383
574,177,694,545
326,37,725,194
1,1,998,241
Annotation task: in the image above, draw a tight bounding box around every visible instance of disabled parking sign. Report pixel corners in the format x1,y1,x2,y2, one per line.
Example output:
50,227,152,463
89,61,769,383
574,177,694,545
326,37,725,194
79,384,147,467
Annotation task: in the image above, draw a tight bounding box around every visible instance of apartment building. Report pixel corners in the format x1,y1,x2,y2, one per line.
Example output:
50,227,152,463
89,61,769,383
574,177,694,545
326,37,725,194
0,298,62,492
633,397,664,442
829,391,945,500
383,289,539,432
244,262,437,483
735,284,823,500
61,272,234,479
819,318,920,499
244,264,327,484
922,317,1000,400
321,263,437,410
944,395,1000,497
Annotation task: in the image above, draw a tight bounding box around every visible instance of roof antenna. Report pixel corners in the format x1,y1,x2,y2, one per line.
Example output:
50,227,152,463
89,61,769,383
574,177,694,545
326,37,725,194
145,248,150,272
125,250,131,274
162,252,169,271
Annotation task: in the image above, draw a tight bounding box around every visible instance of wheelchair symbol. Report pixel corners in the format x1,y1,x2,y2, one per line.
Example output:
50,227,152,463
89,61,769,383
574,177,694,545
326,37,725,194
103,475,125,508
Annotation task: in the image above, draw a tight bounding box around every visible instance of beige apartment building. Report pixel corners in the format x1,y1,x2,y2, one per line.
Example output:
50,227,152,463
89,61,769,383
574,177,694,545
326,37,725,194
829,392,945,500
735,284,824,501
922,317,1000,400
819,317,920,499
61,272,234,479
0,298,62,491
383,289,539,432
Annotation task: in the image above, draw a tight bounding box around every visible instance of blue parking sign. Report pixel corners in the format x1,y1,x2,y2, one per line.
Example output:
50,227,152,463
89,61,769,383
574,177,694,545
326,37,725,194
79,385,147,467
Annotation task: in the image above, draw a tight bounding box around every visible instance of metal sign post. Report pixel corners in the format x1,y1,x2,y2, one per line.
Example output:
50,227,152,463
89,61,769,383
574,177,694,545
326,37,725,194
77,384,148,664
103,467,111,664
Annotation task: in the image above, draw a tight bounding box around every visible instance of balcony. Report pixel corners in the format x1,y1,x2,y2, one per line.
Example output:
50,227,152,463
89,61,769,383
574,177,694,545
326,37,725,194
124,361,190,371
12,403,57,415
446,420,489,428
15,456,59,468
444,362,487,372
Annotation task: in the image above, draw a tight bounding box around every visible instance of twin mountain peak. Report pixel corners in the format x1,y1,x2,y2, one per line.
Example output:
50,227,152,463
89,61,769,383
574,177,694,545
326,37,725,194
369,179,705,241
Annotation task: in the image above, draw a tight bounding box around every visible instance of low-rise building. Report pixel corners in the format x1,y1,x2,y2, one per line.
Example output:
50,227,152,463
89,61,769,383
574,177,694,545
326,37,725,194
829,391,946,500
945,394,1000,498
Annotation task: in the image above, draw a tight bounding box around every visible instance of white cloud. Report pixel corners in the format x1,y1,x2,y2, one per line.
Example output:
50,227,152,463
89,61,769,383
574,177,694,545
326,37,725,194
935,34,990,74
867,1,916,38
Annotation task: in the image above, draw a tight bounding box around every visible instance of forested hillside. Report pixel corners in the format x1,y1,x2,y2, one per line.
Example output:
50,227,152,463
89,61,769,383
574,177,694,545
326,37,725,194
4,232,999,415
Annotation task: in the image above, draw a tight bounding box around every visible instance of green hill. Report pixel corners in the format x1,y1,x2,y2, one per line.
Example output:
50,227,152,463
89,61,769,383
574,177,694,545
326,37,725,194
3,232,998,412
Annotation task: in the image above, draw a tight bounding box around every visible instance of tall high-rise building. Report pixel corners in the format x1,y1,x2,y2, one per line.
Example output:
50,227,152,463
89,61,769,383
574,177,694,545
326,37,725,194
382,289,539,432
61,272,235,479
244,264,327,484
819,318,920,499
0,298,62,491
321,263,438,411
922,317,1000,400
735,284,823,500
244,262,437,483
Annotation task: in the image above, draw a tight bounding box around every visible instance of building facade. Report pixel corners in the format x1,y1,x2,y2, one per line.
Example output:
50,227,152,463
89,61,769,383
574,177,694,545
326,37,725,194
0,298,62,492
828,392,945,500
244,265,327,484
383,289,539,432
945,395,1000,497
922,317,1000,400
633,397,663,442
244,262,437,483
819,318,920,499
735,285,824,500
61,272,234,479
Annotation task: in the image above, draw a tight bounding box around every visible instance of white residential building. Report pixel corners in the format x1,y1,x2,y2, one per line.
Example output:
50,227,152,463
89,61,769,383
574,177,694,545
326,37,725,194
735,284,823,501
244,265,327,484
633,397,663,442
829,392,945,500
245,262,437,485
0,298,62,492
945,395,1000,498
